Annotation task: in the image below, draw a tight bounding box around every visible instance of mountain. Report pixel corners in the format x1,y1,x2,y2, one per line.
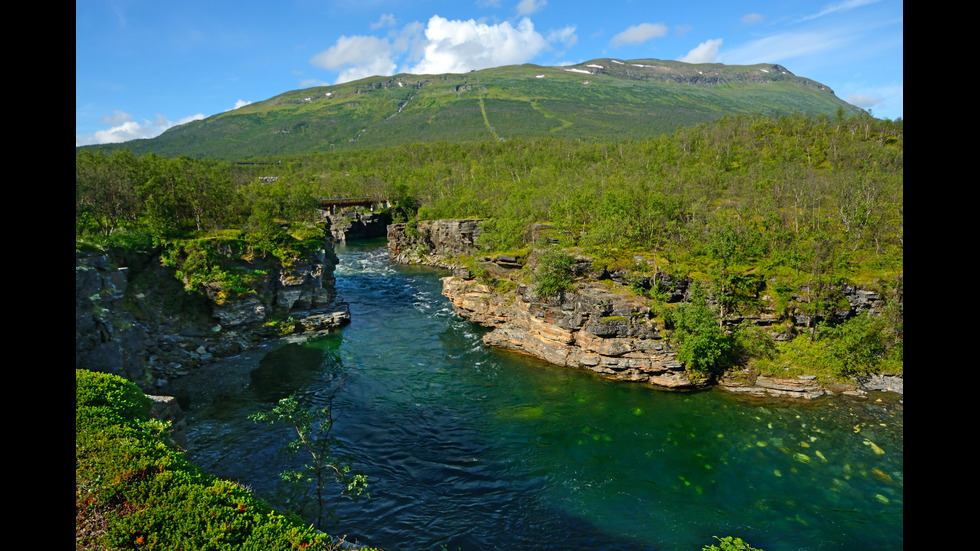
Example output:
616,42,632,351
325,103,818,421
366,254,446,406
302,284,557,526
82,59,864,160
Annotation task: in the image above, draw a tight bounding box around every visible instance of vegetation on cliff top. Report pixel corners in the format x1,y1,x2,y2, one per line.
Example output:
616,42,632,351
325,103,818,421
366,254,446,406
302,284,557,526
76,112,902,381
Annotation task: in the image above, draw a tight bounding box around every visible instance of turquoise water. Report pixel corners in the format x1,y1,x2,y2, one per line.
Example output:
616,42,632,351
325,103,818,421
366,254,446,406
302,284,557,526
170,239,903,551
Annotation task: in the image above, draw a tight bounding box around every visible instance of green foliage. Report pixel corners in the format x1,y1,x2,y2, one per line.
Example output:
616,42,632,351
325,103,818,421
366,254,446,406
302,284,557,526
76,369,151,431
76,112,903,378
754,310,902,379
670,285,738,377
702,536,765,551
533,249,577,297
159,237,268,302
76,369,347,550
815,312,895,377
250,392,369,530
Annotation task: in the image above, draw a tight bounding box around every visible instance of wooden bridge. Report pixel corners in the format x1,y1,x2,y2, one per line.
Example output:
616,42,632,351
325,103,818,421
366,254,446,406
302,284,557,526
316,197,389,214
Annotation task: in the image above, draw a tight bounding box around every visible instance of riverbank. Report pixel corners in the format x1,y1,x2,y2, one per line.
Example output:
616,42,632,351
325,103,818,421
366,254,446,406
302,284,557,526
386,220,903,402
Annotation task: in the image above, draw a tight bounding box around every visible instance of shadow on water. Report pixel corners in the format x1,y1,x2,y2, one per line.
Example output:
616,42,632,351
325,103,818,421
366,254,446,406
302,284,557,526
249,337,344,403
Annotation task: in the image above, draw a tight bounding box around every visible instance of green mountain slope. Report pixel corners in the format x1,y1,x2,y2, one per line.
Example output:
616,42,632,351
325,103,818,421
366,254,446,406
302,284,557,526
84,59,864,160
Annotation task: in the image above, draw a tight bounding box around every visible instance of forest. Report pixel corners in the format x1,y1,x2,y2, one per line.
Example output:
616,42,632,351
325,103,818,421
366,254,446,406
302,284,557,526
75,112,903,381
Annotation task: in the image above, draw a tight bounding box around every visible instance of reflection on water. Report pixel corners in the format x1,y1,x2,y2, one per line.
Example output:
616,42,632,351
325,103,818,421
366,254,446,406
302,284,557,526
167,238,903,551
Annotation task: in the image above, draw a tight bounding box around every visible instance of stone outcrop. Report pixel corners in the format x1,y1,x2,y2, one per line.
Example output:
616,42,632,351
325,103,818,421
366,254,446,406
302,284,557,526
442,274,695,389
75,237,349,392
387,219,483,267
320,207,391,242
76,250,150,384
387,218,903,399
717,371,831,400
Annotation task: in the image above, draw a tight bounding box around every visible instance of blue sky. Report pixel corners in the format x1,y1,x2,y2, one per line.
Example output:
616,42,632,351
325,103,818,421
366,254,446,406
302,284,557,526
76,0,903,146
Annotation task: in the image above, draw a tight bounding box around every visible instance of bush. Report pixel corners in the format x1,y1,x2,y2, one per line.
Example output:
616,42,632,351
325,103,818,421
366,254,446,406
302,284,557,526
76,369,357,551
816,312,892,378
76,369,151,432
702,536,764,551
671,287,737,378
533,249,576,297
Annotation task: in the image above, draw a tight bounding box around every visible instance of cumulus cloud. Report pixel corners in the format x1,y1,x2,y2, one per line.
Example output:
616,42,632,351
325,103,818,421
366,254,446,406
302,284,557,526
845,93,882,109
609,23,668,47
308,15,553,84
309,34,399,83
408,16,548,75
678,39,723,63
78,110,204,145
232,99,252,110
844,84,901,117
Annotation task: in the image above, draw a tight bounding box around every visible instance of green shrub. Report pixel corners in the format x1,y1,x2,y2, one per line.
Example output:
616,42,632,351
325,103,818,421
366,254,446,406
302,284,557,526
671,286,737,378
702,536,764,551
76,369,351,551
816,312,892,378
76,369,151,431
533,250,576,297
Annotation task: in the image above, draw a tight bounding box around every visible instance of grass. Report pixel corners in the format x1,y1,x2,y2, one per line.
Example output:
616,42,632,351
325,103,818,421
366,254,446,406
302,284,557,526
82,59,860,161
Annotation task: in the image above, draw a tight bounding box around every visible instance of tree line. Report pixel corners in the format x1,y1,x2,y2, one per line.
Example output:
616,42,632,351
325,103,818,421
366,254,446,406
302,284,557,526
76,112,903,377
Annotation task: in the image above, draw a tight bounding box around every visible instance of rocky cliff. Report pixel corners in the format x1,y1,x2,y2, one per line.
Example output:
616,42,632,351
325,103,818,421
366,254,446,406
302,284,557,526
388,219,902,398
387,219,483,267
75,237,349,391
387,219,696,388
320,206,391,243
442,272,694,388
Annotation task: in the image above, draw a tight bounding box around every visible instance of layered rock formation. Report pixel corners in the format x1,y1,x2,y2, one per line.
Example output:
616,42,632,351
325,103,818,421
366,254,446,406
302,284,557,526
320,207,391,242
442,274,694,388
387,219,483,267
75,237,349,391
387,220,697,389
388,218,903,398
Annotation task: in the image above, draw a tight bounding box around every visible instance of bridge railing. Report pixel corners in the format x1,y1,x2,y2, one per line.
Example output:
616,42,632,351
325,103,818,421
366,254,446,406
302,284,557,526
316,197,390,213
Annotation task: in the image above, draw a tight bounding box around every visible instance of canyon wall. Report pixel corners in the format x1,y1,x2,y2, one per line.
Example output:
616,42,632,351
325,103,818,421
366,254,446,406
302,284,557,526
387,219,901,398
75,238,349,391
387,220,696,389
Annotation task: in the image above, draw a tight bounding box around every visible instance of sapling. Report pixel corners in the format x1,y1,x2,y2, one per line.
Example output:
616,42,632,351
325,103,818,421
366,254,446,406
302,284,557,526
249,382,368,529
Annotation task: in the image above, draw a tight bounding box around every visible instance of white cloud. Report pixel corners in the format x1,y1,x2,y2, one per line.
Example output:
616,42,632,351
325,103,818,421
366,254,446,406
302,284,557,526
516,0,546,16
844,83,902,117
299,78,331,88
741,13,765,25
77,110,205,146
371,13,396,30
232,99,252,110
679,39,723,63
845,93,881,109
548,25,578,48
309,34,400,83
308,15,555,84
407,16,548,75
609,23,668,47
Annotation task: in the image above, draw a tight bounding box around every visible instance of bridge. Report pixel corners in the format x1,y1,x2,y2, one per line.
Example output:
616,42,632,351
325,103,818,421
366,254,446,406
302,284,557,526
316,197,389,214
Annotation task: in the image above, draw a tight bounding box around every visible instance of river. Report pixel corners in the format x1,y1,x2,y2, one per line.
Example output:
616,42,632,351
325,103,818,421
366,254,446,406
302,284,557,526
166,238,903,551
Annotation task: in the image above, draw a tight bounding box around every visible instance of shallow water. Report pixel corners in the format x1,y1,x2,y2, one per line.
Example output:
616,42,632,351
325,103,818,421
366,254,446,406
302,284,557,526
168,239,903,551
